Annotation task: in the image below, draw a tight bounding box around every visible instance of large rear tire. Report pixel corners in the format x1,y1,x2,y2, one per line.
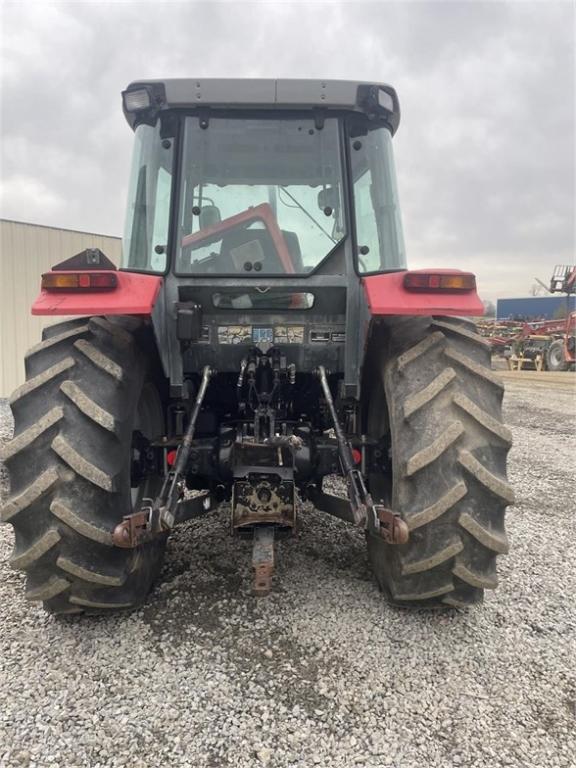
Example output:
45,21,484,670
1,316,167,615
365,317,514,608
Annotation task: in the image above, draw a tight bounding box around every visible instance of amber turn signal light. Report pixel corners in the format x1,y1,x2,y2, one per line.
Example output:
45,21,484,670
403,271,476,292
41,272,118,291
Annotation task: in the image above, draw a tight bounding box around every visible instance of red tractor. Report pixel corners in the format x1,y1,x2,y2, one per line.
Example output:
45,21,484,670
1,80,513,614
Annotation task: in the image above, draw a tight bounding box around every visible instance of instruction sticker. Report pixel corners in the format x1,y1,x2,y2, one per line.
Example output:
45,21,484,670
274,326,304,344
217,326,252,344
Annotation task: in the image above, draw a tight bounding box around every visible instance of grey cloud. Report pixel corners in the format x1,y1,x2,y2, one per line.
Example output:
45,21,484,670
0,0,574,301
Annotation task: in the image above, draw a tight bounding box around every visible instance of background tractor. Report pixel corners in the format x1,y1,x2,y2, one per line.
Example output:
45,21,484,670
1,79,513,614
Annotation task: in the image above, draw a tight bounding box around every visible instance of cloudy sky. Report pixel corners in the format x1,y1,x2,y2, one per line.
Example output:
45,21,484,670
1,0,574,302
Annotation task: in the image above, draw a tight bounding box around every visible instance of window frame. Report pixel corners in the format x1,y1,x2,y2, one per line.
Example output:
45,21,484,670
345,118,407,278
120,118,178,277
120,110,407,279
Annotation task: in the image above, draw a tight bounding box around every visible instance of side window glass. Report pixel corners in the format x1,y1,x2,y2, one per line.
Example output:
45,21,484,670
151,167,172,270
353,169,381,272
122,123,173,273
350,126,406,274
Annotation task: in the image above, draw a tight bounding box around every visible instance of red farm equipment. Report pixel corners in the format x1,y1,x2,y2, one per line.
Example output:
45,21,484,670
545,265,576,371
481,265,576,371
511,313,576,372
1,80,513,614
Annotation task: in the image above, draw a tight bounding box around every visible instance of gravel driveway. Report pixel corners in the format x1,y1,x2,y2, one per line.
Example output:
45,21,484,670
0,377,574,768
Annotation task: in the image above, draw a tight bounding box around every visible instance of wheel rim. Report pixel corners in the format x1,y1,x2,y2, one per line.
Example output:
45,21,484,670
550,345,562,367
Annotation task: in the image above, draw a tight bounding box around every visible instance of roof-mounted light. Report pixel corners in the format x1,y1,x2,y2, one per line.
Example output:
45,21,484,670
377,89,394,112
355,84,399,132
123,88,152,112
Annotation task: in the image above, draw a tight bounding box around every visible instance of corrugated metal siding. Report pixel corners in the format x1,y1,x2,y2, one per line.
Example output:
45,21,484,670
0,219,122,397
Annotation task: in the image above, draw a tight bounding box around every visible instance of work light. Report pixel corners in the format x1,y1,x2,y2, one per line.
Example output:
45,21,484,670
378,89,394,112
123,88,151,112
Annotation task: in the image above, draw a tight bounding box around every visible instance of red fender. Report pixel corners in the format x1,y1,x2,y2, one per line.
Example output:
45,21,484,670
31,271,163,316
363,270,484,316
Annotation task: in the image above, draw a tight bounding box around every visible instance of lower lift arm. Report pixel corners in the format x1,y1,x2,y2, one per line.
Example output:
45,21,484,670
312,366,409,545
113,365,215,548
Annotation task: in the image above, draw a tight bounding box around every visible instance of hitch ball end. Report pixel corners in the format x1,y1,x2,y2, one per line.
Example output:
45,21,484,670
112,521,133,548
390,516,410,545
376,506,410,545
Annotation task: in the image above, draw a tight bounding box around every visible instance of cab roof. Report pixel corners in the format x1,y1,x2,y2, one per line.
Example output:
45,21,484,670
122,78,400,133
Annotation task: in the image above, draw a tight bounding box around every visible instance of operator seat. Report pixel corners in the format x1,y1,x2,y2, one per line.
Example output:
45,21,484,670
177,205,223,272
199,205,221,229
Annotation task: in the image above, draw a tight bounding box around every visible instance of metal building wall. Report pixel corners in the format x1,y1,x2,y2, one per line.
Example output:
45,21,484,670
0,219,121,397
496,295,576,321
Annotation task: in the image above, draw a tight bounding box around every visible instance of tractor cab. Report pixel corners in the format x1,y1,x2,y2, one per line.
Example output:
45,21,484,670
121,79,406,280
118,80,416,399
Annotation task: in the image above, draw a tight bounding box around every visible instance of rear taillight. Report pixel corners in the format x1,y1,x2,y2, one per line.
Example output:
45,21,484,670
41,272,118,291
403,271,476,292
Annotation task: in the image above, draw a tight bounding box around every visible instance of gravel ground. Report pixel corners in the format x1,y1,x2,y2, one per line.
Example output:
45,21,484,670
0,378,575,768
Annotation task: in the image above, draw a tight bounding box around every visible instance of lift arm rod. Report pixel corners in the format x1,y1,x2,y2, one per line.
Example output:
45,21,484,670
159,365,213,529
113,366,214,548
315,366,409,544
